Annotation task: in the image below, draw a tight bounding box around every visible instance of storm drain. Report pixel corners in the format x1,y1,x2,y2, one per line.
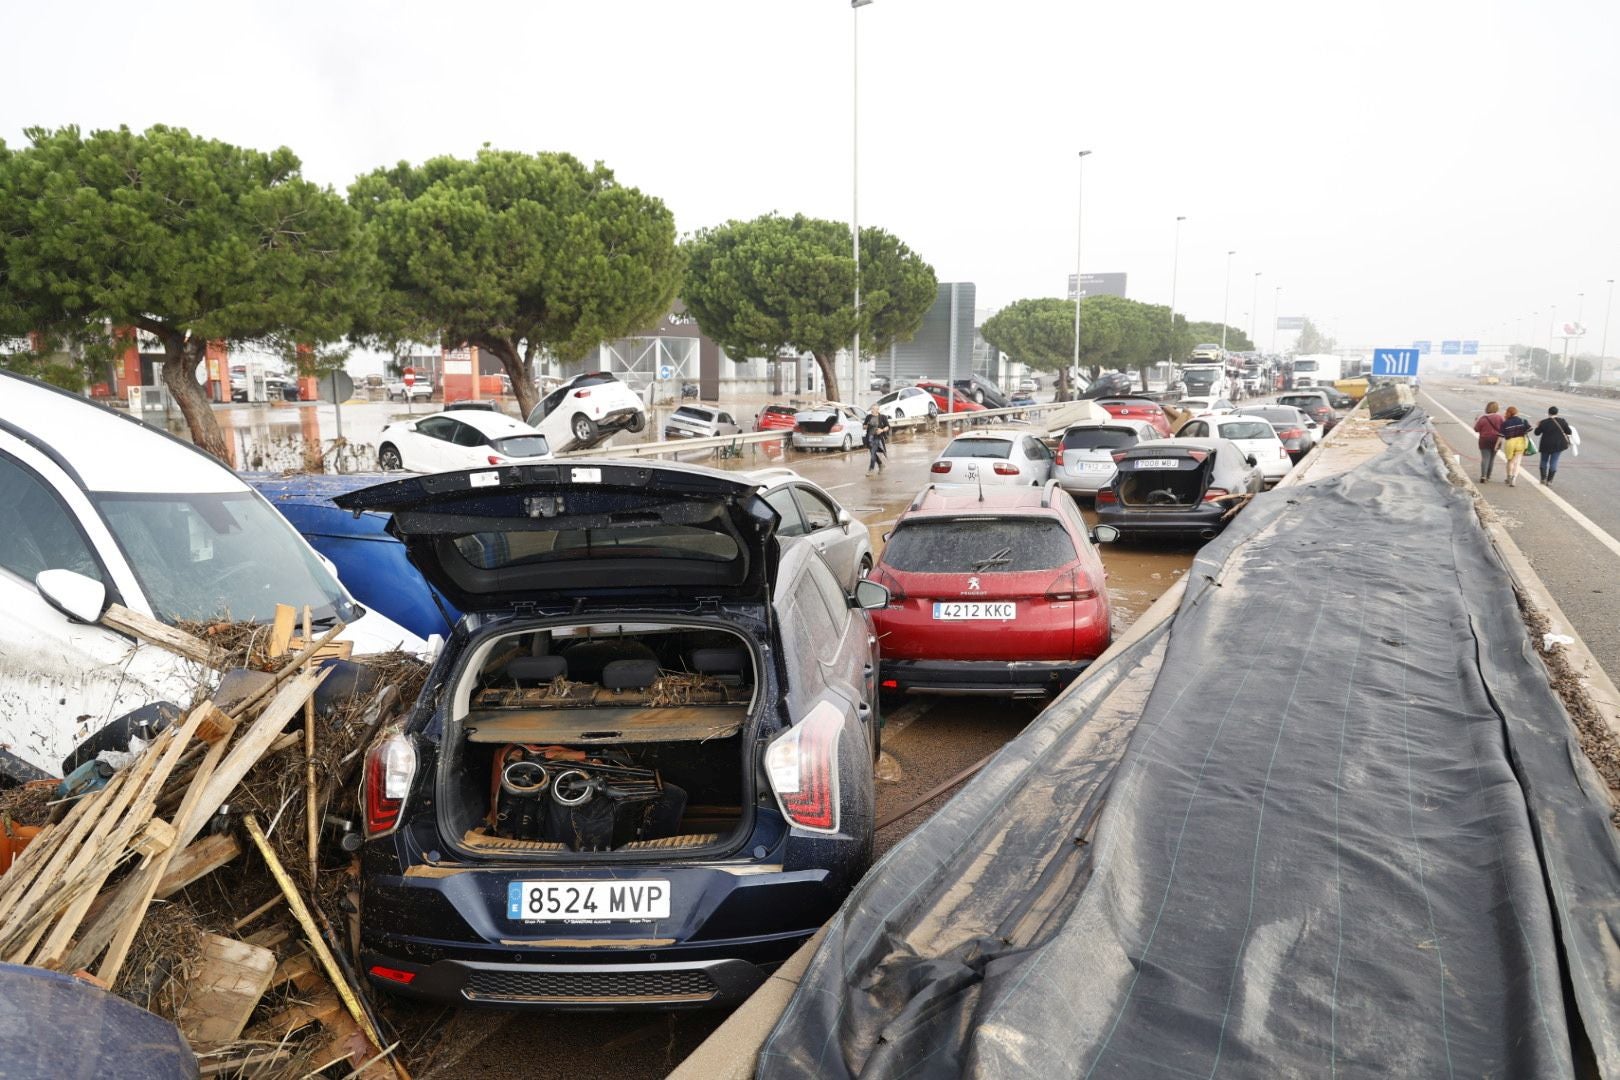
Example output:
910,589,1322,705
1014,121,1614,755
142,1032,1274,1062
463,967,717,1002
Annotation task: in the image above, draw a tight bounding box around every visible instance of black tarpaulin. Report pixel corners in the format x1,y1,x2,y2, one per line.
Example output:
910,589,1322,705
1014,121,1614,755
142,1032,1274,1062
759,413,1620,1079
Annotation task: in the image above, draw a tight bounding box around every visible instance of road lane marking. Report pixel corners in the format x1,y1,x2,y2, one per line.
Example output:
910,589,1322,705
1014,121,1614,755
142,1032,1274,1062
824,482,856,491
1424,391,1620,562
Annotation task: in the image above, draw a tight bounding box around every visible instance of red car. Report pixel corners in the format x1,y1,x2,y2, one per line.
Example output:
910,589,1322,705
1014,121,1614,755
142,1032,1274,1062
1093,396,1173,437
868,482,1112,700
755,403,799,431
914,381,987,414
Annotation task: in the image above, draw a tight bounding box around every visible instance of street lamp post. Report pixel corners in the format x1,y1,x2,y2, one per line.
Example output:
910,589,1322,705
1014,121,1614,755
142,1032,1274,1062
851,0,872,407
1250,272,1262,350
1601,279,1615,388
1547,304,1557,381
1220,250,1235,350
1272,285,1282,353
1168,216,1186,365
1071,151,1092,395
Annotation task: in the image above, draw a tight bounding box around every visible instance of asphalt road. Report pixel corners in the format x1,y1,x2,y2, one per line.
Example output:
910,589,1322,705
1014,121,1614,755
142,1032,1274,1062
1422,379,1620,687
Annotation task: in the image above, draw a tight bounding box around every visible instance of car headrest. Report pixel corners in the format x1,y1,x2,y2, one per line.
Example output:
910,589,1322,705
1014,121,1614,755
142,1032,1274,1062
689,648,747,677
601,659,661,691
505,656,568,684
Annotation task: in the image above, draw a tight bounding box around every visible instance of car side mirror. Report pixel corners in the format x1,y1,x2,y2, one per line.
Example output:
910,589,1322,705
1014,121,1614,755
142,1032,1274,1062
837,507,852,526
36,568,107,624
1090,524,1121,544
854,578,891,610
1247,455,1258,467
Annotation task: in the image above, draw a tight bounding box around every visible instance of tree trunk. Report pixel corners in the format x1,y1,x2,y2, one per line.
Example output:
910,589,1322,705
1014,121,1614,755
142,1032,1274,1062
812,353,841,405
157,332,229,462
478,336,539,419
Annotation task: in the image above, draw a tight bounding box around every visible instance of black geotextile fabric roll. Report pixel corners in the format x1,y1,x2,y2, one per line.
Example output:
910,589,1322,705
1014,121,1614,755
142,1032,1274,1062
759,411,1620,1079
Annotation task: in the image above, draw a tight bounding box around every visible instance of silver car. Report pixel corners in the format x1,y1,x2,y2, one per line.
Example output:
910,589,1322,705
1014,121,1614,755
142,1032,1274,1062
1054,419,1162,495
750,468,875,590
664,404,743,440
791,402,864,452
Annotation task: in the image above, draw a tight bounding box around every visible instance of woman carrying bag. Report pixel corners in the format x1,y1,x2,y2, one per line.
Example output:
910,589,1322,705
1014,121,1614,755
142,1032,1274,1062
1499,406,1532,486
1532,406,1574,485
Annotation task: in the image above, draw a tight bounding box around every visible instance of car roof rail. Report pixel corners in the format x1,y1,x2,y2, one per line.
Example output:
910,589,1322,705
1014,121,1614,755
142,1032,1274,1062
908,485,937,512
1040,478,1063,509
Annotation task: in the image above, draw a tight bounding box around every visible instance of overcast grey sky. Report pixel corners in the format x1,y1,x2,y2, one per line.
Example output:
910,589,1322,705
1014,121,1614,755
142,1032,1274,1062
5,0,1617,352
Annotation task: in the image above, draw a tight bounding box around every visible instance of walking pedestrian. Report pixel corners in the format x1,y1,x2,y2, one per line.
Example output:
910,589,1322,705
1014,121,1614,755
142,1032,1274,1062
1499,405,1531,486
1532,406,1573,485
1472,400,1505,482
863,405,891,473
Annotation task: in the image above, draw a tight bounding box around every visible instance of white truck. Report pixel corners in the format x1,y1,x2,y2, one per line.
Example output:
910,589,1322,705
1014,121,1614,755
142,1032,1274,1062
1291,354,1341,389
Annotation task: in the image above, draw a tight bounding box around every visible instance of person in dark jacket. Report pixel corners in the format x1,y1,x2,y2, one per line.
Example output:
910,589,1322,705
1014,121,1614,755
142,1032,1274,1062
1473,400,1505,482
1533,406,1573,484
863,405,891,473
1499,406,1532,486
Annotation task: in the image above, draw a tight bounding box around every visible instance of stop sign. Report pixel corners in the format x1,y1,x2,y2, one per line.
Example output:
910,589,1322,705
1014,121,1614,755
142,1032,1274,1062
402,367,416,388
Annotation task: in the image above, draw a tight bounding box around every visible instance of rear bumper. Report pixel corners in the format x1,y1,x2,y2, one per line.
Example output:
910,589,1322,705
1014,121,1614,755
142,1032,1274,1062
362,953,771,1011
881,658,1089,699
1095,505,1229,539
1056,467,1115,493
792,431,853,449
596,406,641,429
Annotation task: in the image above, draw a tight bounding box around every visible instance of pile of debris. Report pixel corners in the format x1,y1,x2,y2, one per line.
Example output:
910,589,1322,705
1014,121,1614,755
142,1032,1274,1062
0,605,432,1078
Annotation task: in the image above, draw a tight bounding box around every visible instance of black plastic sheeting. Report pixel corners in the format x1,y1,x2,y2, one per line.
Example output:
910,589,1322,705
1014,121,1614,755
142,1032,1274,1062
760,412,1620,1079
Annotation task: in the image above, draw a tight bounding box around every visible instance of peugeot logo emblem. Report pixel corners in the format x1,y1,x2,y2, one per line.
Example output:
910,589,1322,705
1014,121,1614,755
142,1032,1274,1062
967,576,981,591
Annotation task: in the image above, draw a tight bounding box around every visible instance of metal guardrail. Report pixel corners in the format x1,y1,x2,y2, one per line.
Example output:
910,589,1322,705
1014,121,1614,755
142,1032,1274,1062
556,429,789,460
935,401,1071,428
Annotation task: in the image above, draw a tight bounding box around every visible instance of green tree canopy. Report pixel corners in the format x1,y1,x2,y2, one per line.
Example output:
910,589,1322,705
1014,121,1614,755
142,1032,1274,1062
680,213,936,403
1184,320,1254,352
350,149,682,418
981,295,1204,393
0,125,380,459
1295,318,1336,354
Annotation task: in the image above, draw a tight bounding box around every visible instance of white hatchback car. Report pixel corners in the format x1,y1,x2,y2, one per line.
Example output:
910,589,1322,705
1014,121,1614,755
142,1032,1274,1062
0,373,423,781
874,385,938,422
749,468,875,591
928,428,1055,487
377,409,552,472
1054,419,1162,495
1176,396,1237,417
1175,413,1293,483
524,371,648,452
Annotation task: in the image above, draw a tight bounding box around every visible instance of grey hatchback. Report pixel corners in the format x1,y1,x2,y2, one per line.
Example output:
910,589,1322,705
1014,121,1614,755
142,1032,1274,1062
336,460,887,1010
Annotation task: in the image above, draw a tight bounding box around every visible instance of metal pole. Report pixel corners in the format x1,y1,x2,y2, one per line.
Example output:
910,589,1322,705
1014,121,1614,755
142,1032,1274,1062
1071,151,1092,392
850,0,871,406
1547,304,1557,381
1272,286,1281,353
1220,250,1235,350
1600,279,1615,387
1250,272,1262,351
1168,215,1186,364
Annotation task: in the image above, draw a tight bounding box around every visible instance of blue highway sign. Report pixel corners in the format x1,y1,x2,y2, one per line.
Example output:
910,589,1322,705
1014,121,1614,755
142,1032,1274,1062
1462,341,1479,355
1441,340,1461,355
1372,348,1422,377
1413,340,1432,355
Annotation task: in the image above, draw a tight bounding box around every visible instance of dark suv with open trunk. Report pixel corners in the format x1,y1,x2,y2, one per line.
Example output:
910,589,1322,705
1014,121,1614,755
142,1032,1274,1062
337,460,885,1010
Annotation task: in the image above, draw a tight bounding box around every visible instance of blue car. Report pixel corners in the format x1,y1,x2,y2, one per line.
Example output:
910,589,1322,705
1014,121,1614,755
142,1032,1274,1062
246,473,459,640
335,460,885,1010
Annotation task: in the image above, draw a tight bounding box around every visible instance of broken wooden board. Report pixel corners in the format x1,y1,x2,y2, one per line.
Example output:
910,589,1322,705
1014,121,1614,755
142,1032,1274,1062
102,604,228,668
176,934,276,1046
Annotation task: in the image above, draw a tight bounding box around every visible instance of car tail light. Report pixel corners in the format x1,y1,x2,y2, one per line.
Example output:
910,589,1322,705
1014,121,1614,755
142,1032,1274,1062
930,461,952,474
1279,427,1303,441
831,423,844,432
1279,446,1289,458
1096,488,1117,505
764,701,843,833
1203,487,1231,502
486,455,506,465
992,462,1019,476
880,678,899,691
369,965,417,985
362,733,416,838
1111,451,1128,464
1045,568,1099,602
1055,448,1065,466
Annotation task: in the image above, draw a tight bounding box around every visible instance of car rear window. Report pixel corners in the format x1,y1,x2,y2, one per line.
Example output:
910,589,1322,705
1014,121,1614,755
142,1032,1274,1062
1217,421,1273,441
491,434,550,458
1279,396,1322,408
453,524,740,570
942,438,1012,459
763,405,795,415
883,518,1077,573
1062,427,1138,450
572,373,618,388
673,406,713,421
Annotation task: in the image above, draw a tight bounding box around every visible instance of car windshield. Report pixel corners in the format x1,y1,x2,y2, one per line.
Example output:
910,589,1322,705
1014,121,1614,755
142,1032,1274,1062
492,434,550,458
96,492,353,625
942,438,1012,459
883,518,1077,573
1218,421,1274,441
1184,370,1218,388
1062,427,1138,450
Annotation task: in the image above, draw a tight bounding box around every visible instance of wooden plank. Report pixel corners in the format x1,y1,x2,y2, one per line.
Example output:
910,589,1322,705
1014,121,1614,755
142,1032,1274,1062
197,1049,293,1077
59,670,326,975
155,833,242,897
101,603,227,668
269,603,297,658
175,933,276,1046
270,950,318,990
242,925,291,950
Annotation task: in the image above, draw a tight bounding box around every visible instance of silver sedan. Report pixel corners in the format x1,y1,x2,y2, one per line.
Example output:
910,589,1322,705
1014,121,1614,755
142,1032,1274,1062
749,468,875,590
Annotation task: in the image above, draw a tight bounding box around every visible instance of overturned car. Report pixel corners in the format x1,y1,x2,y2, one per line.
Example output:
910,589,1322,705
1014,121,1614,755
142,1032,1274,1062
337,460,885,1009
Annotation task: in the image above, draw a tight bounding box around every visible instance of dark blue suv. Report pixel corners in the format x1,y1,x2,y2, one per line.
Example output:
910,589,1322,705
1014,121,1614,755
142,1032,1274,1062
337,460,885,1010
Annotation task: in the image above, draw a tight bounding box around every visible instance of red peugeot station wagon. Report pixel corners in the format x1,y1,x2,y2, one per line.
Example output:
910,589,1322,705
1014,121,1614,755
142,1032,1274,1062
868,482,1113,700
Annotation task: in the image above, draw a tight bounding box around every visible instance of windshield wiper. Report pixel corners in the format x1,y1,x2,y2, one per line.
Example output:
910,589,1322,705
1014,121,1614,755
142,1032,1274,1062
971,547,1013,572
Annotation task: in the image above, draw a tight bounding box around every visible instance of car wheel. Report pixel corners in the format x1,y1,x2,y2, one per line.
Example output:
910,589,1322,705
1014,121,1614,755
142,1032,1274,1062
842,434,853,452
378,444,403,471
627,411,647,434
926,402,939,418
571,413,598,445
